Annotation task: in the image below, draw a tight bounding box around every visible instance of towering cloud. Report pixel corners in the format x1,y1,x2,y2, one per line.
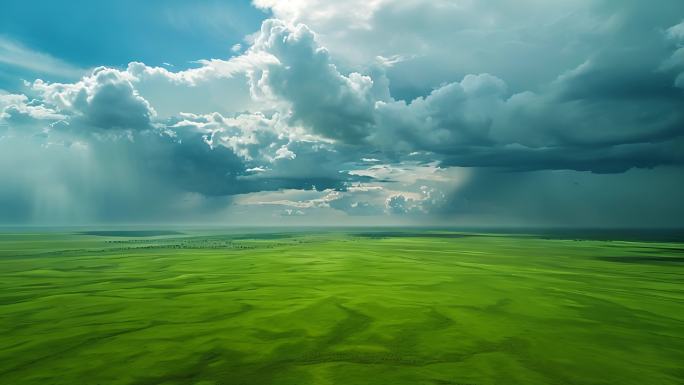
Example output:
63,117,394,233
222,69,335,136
248,19,376,143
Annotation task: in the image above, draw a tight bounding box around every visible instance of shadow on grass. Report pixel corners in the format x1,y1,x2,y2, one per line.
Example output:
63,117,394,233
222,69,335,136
597,256,684,264
352,232,478,239
80,230,184,237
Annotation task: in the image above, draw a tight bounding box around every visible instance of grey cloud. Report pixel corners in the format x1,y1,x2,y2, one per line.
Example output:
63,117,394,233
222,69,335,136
440,166,684,228
78,70,154,130
135,130,247,196
33,67,155,132
250,19,375,143
385,194,428,215
242,14,684,174
370,67,684,173
385,195,412,215
236,140,372,192
439,140,684,174
664,20,684,89
385,186,446,216
260,0,684,95
373,74,505,151
3,3,684,226
0,87,375,224
328,198,384,216
0,93,64,133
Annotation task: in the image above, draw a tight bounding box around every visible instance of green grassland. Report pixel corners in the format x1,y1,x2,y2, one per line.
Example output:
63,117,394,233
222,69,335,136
0,229,683,385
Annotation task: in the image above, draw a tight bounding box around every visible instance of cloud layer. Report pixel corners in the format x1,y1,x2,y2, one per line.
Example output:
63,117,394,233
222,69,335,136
1,1,683,226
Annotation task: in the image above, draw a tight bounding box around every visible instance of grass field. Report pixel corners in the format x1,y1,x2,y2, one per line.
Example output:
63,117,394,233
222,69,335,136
1,229,683,385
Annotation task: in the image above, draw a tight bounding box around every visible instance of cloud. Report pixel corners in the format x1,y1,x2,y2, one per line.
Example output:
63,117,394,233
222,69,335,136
32,67,156,132
257,1,684,91
666,20,684,41
385,185,446,215
231,13,684,174
664,20,684,89
0,36,85,79
1,93,64,120
0,64,376,224
2,2,684,225
373,73,506,151
248,19,376,143
440,166,684,228
386,194,419,215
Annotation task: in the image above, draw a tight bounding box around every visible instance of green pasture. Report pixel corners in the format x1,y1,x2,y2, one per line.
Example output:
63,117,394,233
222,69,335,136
0,229,682,385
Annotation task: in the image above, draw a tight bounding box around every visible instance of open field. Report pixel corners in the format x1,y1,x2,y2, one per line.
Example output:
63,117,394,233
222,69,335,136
1,229,683,385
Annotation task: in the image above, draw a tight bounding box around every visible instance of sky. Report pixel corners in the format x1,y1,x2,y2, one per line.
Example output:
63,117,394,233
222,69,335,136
1,0,683,227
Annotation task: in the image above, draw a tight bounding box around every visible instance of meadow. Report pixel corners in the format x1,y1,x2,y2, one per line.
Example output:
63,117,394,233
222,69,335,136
0,229,682,385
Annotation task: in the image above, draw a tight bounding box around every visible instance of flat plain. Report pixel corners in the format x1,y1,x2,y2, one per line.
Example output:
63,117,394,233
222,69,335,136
0,229,683,385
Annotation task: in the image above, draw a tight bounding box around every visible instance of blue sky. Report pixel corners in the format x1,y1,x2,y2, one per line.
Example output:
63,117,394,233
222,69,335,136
0,0,266,88
1,1,684,226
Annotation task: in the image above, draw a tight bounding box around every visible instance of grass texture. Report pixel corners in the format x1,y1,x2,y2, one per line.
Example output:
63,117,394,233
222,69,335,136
0,230,682,385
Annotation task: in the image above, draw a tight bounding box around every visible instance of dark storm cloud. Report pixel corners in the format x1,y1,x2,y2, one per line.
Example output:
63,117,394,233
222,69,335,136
247,16,684,174
440,166,684,228
439,140,684,174
131,131,246,196
0,66,372,223
234,140,374,193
